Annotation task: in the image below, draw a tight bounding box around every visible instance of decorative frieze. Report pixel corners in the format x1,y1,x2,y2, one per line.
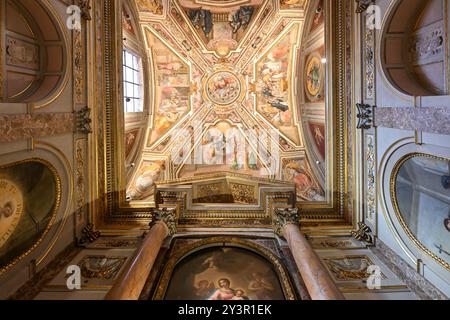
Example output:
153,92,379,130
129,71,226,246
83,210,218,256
409,24,444,63
74,30,84,104
230,183,257,204
364,28,375,99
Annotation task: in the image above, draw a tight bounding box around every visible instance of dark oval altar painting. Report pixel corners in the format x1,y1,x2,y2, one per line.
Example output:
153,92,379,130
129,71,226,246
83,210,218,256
164,247,285,300
0,160,59,271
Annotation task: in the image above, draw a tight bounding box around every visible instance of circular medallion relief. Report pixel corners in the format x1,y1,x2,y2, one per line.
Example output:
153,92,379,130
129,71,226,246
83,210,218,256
305,54,324,100
0,179,24,248
205,71,242,106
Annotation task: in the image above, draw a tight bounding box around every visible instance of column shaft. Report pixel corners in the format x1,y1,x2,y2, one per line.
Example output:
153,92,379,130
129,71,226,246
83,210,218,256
105,221,168,300
283,224,344,300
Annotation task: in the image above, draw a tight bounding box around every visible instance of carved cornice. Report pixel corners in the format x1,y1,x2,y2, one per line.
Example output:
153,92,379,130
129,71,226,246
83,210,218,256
152,208,177,237
351,222,374,245
273,208,300,237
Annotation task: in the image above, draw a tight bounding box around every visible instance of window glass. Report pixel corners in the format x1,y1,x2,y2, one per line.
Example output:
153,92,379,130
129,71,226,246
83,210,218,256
123,49,143,112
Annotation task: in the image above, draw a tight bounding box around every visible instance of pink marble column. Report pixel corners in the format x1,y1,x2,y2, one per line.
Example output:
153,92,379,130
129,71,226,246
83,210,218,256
105,210,176,300
275,208,344,300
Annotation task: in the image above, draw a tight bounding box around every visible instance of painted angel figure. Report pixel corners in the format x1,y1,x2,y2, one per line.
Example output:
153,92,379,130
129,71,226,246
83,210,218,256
247,272,274,300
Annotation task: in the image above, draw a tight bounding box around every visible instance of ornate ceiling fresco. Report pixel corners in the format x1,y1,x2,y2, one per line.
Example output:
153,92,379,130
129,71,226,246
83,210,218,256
123,0,329,209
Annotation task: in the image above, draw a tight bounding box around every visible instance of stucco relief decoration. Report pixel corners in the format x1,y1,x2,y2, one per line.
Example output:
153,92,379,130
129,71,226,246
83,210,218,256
6,38,39,70
309,238,355,249
74,30,84,104
364,28,375,99
75,140,86,220
323,255,386,281
366,135,376,222
79,255,127,280
230,183,256,204
410,26,444,62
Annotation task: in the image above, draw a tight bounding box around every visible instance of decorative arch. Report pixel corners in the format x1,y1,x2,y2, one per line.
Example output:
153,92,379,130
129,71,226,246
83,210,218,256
1,0,68,106
380,0,447,97
152,237,297,300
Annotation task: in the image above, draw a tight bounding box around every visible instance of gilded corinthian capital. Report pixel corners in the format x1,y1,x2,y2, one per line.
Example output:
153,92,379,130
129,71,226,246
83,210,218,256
273,208,300,237
152,207,177,237
355,0,373,14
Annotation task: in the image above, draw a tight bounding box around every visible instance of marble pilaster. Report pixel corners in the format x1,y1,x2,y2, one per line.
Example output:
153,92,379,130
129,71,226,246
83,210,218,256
274,208,345,300
374,107,450,135
0,113,75,143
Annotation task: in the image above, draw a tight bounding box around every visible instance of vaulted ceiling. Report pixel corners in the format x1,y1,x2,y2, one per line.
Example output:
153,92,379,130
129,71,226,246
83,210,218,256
123,0,328,207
